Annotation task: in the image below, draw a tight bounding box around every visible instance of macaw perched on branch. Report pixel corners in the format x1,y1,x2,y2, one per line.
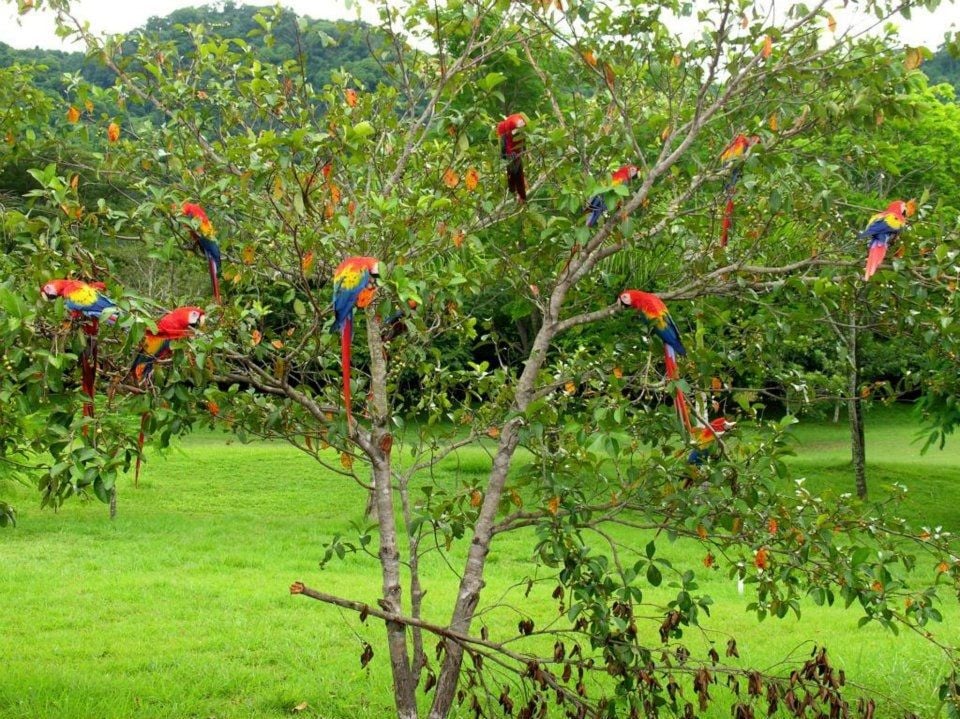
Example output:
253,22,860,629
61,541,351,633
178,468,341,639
332,257,380,425
585,164,639,228
619,289,692,433
129,306,206,485
688,417,736,466
41,279,118,418
496,113,528,203
719,134,760,247
861,200,910,281
182,202,221,303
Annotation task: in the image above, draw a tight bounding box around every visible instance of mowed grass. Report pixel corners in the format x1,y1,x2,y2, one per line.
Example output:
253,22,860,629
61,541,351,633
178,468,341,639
1,405,958,718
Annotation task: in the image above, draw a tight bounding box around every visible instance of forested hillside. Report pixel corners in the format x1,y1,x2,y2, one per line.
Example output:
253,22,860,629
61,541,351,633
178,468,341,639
0,1,388,99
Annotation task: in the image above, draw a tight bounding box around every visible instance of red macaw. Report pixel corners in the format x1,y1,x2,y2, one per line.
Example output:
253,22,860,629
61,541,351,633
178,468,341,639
861,200,909,281
182,202,221,303
586,164,639,228
129,306,206,485
332,257,380,425
719,134,760,247
688,417,736,466
496,113,528,203
41,279,118,418
619,289,692,432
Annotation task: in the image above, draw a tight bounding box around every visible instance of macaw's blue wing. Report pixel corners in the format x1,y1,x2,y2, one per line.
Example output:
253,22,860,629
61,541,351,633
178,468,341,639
198,236,221,275
64,285,117,320
332,268,372,332
585,194,607,228
859,212,903,240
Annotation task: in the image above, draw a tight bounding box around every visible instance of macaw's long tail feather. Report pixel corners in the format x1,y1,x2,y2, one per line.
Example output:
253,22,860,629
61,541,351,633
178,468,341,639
663,345,691,433
341,315,353,425
720,197,735,247
208,256,221,304
81,320,99,418
507,159,526,203
663,344,679,380
864,241,888,281
135,411,148,487
585,194,606,228
675,387,692,434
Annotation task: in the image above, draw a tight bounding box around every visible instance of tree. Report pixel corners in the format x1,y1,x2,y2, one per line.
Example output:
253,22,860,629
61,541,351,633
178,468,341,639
3,0,960,717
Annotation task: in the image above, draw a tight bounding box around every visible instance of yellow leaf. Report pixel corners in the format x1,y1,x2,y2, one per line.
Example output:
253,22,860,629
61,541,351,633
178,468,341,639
696,525,708,539
196,90,208,100
242,245,255,265
84,99,94,113
347,200,356,216
301,250,315,274
271,339,284,350
875,110,885,126
4,131,13,146
275,358,287,379
564,381,576,395
292,701,309,713
509,489,522,508
768,113,779,132
329,184,341,204
547,496,560,516
486,426,500,439
761,35,773,59
904,46,923,70
69,174,79,190
660,125,671,142
452,230,465,248
906,199,917,217
582,49,598,67
206,400,220,416
251,329,262,346
107,121,120,142
272,175,283,201
469,490,482,508
66,106,80,123
613,366,623,379
324,202,335,220
340,452,354,470
442,168,459,188
711,377,723,391
671,53,681,68
345,88,358,107
826,12,837,33
464,167,479,191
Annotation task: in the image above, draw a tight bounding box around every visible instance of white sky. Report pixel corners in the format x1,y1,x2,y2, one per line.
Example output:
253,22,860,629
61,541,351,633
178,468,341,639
0,0,956,51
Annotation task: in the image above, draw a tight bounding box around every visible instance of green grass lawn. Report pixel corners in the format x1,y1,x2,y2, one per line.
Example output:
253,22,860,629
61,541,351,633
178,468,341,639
1,405,958,718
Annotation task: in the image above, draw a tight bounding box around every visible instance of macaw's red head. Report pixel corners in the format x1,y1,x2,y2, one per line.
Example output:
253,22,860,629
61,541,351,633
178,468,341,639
613,164,639,183
156,306,206,338
182,202,215,238
41,279,74,300
709,417,736,435
497,113,528,136
618,289,664,316
886,200,909,219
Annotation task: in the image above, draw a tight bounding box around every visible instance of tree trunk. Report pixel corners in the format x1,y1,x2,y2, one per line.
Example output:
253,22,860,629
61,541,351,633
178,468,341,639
847,307,867,500
364,311,418,719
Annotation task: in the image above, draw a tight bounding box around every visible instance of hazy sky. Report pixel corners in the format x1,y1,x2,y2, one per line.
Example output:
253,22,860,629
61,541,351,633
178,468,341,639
0,0,956,51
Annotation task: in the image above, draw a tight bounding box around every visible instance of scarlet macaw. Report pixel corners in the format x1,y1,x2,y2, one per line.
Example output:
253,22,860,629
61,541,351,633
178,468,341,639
496,113,528,203
688,417,736,466
719,134,760,247
332,257,380,424
861,200,909,281
182,202,221,303
619,289,692,432
129,306,206,485
586,164,639,228
41,279,118,418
